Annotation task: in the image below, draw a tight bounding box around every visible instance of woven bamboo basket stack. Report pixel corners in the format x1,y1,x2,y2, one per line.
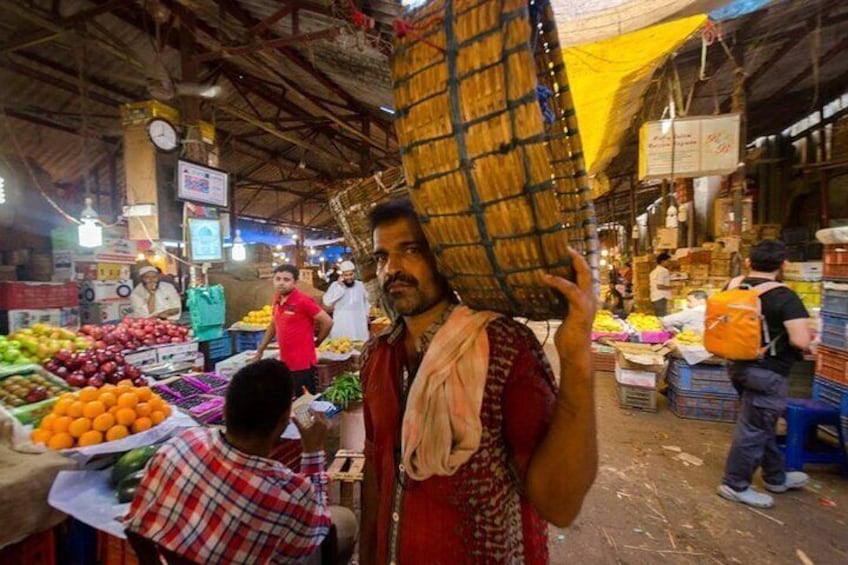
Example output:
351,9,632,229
391,0,599,319
328,167,408,272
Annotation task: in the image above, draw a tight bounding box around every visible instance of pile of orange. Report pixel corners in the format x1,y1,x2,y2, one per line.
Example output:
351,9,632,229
31,381,172,450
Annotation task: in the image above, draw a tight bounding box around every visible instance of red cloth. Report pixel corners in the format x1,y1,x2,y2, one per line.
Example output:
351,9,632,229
273,288,321,371
123,428,331,564
360,317,557,564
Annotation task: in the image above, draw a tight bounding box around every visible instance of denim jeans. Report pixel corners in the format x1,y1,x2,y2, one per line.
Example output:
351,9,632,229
722,364,789,490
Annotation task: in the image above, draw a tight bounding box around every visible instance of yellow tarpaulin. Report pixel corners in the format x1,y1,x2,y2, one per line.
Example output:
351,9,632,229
563,14,707,190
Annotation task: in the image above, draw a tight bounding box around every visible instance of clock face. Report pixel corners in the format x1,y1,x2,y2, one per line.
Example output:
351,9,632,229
147,118,179,152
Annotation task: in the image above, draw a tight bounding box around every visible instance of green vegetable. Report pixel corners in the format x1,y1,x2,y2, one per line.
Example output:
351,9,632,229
111,445,159,486
116,469,146,503
322,372,362,409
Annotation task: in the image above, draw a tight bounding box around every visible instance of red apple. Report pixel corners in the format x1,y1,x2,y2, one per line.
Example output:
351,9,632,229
88,375,105,388
82,361,98,376
67,373,87,388
54,349,72,364
55,366,69,379
101,362,117,376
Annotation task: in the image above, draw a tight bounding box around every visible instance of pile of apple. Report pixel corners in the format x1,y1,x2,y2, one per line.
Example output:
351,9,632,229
78,317,189,352
44,347,145,389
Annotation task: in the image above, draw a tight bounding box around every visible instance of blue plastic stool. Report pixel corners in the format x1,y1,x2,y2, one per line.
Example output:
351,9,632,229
778,398,847,471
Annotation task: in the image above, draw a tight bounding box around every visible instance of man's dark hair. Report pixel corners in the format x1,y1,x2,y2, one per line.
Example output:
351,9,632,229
749,239,787,273
369,198,419,232
688,290,708,301
657,252,672,264
274,263,299,280
226,359,293,437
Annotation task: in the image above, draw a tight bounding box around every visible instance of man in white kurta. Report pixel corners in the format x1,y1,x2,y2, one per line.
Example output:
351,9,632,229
322,261,370,341
130,266,182,321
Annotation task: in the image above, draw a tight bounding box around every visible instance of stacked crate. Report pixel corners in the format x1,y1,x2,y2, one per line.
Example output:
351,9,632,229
632,256,653,312
813,245,848,409
666,358,738,423
783,262,824,314
0,281,80,333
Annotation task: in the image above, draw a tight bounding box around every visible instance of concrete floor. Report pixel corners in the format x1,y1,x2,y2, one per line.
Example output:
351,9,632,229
548,346,848,565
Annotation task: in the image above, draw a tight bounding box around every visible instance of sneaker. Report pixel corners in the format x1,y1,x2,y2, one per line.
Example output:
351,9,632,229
717,484,775,508
764,471,809,493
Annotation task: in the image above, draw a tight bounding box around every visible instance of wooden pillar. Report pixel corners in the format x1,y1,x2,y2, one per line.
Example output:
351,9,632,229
109,154,118,221
629,175,637,255
820,171,830,229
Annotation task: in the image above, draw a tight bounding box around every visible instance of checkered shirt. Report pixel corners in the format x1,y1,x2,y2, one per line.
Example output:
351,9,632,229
123,427,331,564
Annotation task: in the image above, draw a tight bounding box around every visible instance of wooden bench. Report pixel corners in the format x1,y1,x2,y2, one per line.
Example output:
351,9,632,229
327,450,364,509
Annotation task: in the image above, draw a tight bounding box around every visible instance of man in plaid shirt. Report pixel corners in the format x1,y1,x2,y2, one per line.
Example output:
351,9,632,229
124,359,356,564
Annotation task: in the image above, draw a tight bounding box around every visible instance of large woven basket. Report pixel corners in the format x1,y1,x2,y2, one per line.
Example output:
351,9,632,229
392,0,599,319
328,167,408,275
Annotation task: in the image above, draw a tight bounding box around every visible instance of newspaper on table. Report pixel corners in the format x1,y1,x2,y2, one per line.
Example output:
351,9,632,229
48,468,130,539
675,344,716,366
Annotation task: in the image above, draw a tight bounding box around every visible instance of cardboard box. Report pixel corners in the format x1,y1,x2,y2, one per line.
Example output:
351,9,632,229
51,226,139,264
655,228,678,250
156,341,200,364
0,266,17,282
783,262,823,282
80,301,133,325
75,263,132,282
613,343,669,389
1,309,62,333
78,280,134,303
214,349,277,379
124,347,159,367
0,281,79,310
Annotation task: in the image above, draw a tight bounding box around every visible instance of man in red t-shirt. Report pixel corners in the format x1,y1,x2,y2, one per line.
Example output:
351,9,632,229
255,265,333,395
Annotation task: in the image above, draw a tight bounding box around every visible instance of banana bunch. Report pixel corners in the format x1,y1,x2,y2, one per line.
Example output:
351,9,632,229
319,338,353,354
675,330,703,345
593,311,624,333
627,313,663,331
242,305,273,326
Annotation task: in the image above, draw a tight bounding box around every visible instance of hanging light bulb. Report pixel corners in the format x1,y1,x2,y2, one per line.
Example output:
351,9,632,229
0,175,6,205
231,229,246,262
78,197,103,248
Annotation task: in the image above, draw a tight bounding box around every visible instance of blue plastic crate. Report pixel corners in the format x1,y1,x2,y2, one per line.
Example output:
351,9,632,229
667,385,739,423
667,359,735,395
201,335,233,361
821,312,848,352
822,285,848,315
812,375,848,409
233,330,268,353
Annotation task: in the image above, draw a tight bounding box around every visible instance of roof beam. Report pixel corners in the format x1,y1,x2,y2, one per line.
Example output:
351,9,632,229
196,27,342,63
2,107,120,143
0,57,124,108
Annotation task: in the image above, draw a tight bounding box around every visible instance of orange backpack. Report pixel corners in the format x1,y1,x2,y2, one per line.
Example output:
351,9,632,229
704,277,785,361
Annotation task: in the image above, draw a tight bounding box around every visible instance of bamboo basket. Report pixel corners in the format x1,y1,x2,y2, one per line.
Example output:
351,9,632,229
328,167,408,272
392,0,599,319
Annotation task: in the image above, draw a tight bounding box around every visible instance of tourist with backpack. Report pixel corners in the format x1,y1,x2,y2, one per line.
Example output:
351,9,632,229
704,240,813,509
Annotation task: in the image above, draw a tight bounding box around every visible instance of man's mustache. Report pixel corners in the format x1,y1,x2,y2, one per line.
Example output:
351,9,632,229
383,273,418,292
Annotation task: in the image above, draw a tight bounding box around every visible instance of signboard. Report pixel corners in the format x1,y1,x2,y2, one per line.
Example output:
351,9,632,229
187,218,223,262
177,160,229,208
639,114,740,180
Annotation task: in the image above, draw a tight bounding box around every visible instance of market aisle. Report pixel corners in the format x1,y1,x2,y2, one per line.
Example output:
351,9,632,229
543,345,848,565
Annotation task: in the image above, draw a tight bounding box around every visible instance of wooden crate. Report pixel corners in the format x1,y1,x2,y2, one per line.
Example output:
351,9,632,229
327,450,365,509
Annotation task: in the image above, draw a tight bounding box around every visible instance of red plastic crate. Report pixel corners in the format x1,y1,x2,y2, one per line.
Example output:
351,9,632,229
97,532,138,565
0,281,79,309
817,345,848,386
823,245,848,281
0,527,56,565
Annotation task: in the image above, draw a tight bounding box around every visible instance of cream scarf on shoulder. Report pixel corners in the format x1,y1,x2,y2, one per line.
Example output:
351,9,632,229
401,305,501,481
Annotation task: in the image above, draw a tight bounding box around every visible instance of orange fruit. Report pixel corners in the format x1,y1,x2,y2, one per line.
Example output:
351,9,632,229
67,401,85,419
117,379,133,387
78,387,99,403
99,392,117,408
132,417,153,434
148,397,164,411
100,384,116,392
69,417,92,438
53,398,73,416
83,401,105,419
47,432,74,450
117,392,139,409
115,385,132,398
135,386,153,402
160,404,172,417
30,429,51,445
105,425,129,442
115,408,136,427
78,430,103,447
150,411,166,425
135,403,152,418
58,392,75,402
92,413,115,432
108,406,119,416
52,416,72,434
39,414,57,432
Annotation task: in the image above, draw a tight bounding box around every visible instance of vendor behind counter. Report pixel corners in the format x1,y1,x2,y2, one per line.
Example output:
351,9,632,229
130,266,182,321
661,290,707,334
